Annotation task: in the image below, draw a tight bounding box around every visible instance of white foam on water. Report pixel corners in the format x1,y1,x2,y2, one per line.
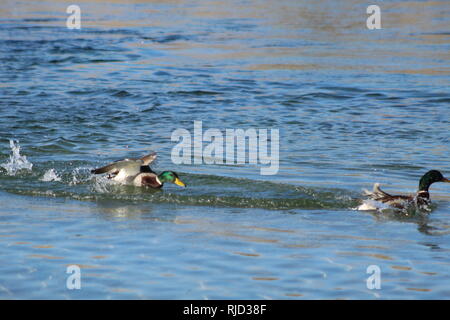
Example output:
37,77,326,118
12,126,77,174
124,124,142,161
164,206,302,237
69,167,93,186
92,175,117,193
69,166,114,193
40,168,61,182
354,199,391,211
69,167,81,186
0,140,33,176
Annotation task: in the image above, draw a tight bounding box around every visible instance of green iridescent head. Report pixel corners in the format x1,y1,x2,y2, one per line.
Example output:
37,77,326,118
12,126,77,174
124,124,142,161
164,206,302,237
158,171,186,187
418,170,450,191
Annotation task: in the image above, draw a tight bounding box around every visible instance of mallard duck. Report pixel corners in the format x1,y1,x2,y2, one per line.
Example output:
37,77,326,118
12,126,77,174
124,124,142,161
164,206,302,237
91,152,185,188
358,170,450,212
131,171,186,188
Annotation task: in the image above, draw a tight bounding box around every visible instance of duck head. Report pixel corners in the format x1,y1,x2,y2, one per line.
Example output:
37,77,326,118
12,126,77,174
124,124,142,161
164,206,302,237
419,170,450,192
158,171,186,187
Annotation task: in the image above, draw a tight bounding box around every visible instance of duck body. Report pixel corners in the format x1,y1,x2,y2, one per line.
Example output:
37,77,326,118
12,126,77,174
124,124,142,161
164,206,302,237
359,183,431,211
91,152,157,184
358,170,449,212
132,172,163,188
91,152,185,189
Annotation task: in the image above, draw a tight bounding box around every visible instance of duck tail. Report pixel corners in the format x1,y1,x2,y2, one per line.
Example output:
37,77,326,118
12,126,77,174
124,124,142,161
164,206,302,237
363,183,391,199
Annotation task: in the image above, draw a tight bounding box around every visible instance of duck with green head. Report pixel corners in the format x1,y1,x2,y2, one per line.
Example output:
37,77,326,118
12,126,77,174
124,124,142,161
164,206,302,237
358,170,450,212
91,152,186,189
133,170,186,188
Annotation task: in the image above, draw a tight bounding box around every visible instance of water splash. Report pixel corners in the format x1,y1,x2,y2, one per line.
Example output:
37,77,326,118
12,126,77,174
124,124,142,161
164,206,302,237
355,199,391,211
1,140,33,175
91,175,117,193
68,166,116,193
69,167,91,185
40,169,61,182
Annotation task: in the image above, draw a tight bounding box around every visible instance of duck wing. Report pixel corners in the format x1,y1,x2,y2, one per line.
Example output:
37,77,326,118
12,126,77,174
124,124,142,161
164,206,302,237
363,183,413,208
91,152,157,176
140,152,157,165
90,159,140,176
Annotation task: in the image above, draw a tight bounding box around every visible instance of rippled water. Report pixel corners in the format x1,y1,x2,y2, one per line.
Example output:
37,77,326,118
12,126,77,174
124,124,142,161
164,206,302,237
1,0,449,299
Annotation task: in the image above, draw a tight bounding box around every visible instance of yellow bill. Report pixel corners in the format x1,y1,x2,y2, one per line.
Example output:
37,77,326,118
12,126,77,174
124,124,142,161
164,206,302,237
174,177,186,187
